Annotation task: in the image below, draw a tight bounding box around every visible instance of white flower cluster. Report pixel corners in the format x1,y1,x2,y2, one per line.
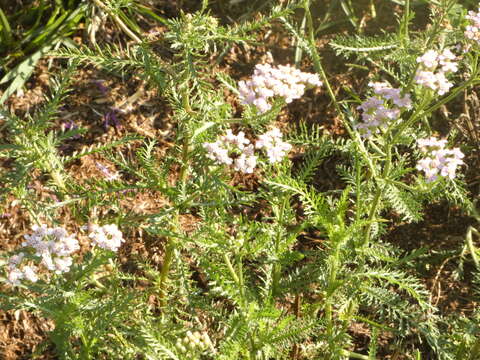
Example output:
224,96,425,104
203,127,291,173
175,331,215,354
203,130,257,174
415,49,458,95
355,82,412,138
6,225,80,286
416,137,465,182
238,64,322,113
466,7,480,44
255,127,292,163
88,224,124,252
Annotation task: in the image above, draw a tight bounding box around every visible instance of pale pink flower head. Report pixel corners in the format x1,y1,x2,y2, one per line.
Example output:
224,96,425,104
89,224,125,252
238,64,322,113
465,8,480,44
416,137,464,182
417,50,439,69
21,224,79,275
203,130,258,173
22,265,38,283
255,127,292,163
415,49,457,95
355,82,411,138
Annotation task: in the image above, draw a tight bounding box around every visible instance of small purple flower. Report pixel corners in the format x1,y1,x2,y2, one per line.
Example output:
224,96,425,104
92,79,109,96
103,108,122,130
64,120,81,139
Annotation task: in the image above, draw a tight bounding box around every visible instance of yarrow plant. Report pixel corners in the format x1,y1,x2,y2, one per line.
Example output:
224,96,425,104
416,137,465,182
355,82,412,138
415,49,458,95
3,2,480,359
203,127,291,173
238,63,322,113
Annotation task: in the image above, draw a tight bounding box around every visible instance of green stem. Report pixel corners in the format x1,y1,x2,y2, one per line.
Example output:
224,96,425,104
325,246,339,344
340,350,369,360
179,134,190,185
158,235,175,307
158,107,191,307
224,253,246,309
303,1,378,179
224,253,240,285
304,1,347,131
402,0,410,44
271,195,288,299
80,332,92,360
394,77,479,145
363,144,391,247
90,0,141,43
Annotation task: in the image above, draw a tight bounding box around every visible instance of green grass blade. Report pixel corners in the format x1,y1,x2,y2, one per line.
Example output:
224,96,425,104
0,44,53,104
0,7,13,46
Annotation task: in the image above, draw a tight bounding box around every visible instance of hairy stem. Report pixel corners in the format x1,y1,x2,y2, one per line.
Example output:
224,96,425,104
271,195,288,299
363,142,391,247
158,234,176,307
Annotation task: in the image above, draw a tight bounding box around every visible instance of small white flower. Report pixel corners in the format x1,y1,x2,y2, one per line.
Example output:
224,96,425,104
7,268,24,286
417,50,439,69
22,265,38,283
21,224,79,275
8,253,25,270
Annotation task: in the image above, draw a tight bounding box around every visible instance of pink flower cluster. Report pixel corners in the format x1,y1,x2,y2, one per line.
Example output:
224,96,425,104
88,224,124,252
466,7,480,44
416,137,464,182
6,224,80,285
355,82,412,138
203,127,291,173
238,64,322,113
415,49,458,95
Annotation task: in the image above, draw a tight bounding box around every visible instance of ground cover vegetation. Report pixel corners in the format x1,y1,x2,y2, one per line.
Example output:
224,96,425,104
1,0,480,359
